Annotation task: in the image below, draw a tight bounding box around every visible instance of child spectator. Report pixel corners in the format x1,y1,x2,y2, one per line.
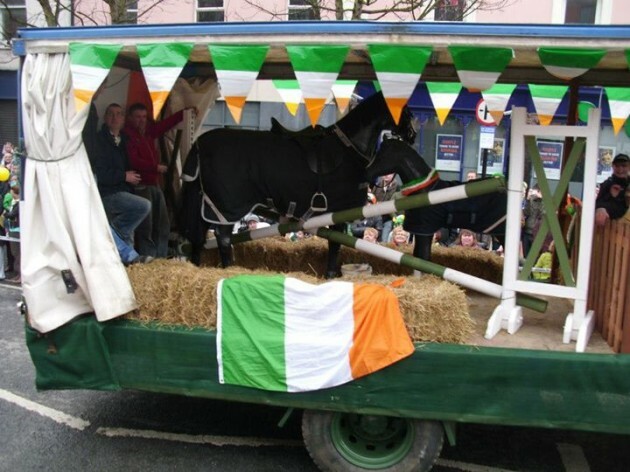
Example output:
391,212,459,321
451,229,482,249
533,241,554,282
362,227,379,243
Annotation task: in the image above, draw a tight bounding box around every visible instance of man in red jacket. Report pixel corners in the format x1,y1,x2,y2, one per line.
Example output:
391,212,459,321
124,102,196,258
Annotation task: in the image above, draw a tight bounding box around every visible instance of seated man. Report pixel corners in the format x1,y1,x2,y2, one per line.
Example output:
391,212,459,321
86,103,151,255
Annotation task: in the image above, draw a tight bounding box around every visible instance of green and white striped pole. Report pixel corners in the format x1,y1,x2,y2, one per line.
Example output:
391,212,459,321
316,228,547,314
205,176,506,248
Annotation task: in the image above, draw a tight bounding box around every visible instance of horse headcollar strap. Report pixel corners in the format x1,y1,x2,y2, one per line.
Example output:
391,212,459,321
333,125,375,166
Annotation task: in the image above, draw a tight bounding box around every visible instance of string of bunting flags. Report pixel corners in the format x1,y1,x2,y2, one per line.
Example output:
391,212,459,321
68,42,630,132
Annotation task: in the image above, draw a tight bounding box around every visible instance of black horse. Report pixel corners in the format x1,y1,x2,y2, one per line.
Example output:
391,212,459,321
179,91,422,276
365,138,508,262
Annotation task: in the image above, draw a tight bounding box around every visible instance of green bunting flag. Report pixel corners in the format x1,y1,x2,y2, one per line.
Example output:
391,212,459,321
538,47,606,81
528,84,568,126
331,80,358,115
448,46,513,92
481,83,517,125
604,87,630,135
272,80,302,116
425,82,462,126
209,45,269,123
286,45,350,126
69,43,122,112
368,45,432,123
137,43,194,119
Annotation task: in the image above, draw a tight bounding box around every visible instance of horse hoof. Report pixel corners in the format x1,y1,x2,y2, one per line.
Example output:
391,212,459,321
325,270,341,279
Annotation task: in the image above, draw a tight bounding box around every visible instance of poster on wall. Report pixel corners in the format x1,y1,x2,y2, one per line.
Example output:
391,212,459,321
597,146,615,183
435,134,463,172
536,140,564,180
477,138,505,175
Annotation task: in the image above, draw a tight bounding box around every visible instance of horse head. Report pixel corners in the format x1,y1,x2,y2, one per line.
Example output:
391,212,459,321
334,91,417,164
365,138,434,192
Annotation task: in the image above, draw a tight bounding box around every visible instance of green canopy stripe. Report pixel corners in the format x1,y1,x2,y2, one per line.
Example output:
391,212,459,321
448,46,514,72
69,43,122,69
208,45,269,71
286,45,350,72
367,45,433,74
136,43,194,68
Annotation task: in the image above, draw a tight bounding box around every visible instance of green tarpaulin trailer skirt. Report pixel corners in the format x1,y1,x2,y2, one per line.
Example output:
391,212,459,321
25,315,630,435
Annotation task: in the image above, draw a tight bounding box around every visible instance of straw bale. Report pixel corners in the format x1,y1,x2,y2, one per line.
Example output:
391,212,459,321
125,259,473,343
200,237,503,282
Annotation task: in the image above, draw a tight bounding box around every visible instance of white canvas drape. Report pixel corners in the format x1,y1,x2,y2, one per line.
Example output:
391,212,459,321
21,52,137,333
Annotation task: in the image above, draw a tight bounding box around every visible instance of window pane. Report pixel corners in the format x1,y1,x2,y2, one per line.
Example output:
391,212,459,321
289,0,310,6
435,0,465,21
4,0,25,6
125,11,138,24
198,0,223,8
288,8,316,20
197,11,225,22
565,0,597,24
2,8,26,40
127,0,138,10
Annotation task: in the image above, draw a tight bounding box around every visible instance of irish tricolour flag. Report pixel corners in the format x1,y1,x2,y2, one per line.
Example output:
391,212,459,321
69,43,122,112
287,45,349,126
217,275,414,392
604,87,630,135
210,45,269,123
449,46,513,92
368,45,432,124
137,43,194,119
538,48,606,81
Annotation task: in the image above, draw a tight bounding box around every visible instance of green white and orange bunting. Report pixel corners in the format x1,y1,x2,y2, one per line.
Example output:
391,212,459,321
538,47,606,81
528,84,568,126
481,83,517,125
367,45,432,124
425,82,462,125
604,87,630,135
272,80,302,116
286,45,349,126
448,46,513,92
137,43,194,119
69,43,122,112
331,80,358,114
209,45,269,123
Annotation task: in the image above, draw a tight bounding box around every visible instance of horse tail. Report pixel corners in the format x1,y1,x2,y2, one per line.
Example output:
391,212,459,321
177,142,207,250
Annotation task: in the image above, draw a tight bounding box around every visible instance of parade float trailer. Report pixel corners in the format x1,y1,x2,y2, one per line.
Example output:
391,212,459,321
14,21,630,471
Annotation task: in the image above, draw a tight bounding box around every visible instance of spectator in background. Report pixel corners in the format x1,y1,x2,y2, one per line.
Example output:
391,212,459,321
362,227,379,243
350,192,383,239
373,173,398,243
533,241,554,282
466,170,477,181
389,226,410,247
522,183,543,256
451,228,482,249
4,185,20,283
125,102,197,258
595,153,629,226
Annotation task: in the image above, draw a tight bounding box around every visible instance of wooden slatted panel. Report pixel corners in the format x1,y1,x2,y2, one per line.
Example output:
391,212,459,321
588,219,630,353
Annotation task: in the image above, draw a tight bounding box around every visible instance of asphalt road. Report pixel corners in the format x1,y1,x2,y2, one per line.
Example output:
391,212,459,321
1,283,628,472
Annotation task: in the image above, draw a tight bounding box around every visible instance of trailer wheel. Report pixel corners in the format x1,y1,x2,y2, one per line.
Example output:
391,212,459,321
302,410,443,472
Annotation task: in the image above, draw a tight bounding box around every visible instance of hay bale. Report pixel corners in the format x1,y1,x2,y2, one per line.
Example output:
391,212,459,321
125,259,473,344
200,237,503,282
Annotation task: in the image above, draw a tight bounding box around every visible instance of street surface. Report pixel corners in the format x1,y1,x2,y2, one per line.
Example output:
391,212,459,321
1,284,628,472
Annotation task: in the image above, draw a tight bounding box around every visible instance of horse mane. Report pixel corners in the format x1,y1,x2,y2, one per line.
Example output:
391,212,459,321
335,91,394,158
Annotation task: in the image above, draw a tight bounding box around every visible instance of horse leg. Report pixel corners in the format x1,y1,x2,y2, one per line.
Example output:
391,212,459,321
325,223,345,279
412,234,434,262
215,225,234,268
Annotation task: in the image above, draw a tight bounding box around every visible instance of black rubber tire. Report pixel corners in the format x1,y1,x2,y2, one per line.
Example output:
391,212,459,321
302,410,444,472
